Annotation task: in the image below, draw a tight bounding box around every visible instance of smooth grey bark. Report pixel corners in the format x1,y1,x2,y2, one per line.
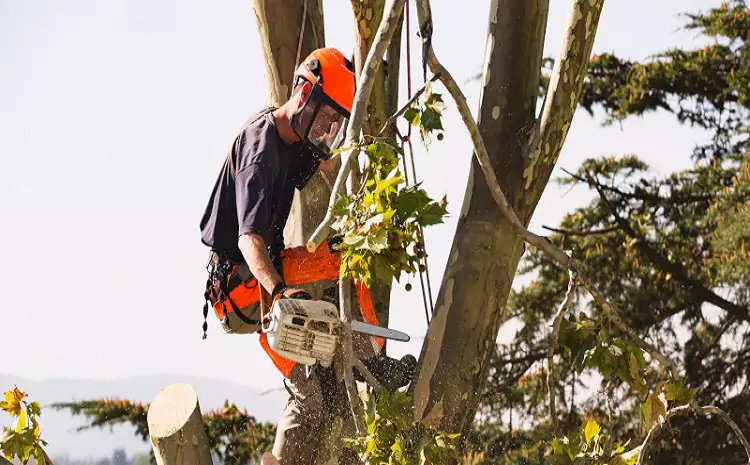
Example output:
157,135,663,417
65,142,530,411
410,0,550,436
410,0,610,444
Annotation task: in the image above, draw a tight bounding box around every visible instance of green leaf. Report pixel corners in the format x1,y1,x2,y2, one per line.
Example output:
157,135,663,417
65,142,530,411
420,108,443,132
26,402,41,418
403,108,420,126
665,380,699,405
584,419,601,444
418,198,449,226
628,352,648,395
395,185,432,219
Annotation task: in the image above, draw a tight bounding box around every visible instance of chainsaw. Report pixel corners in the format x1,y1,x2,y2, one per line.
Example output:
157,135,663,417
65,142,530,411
263,298,410,367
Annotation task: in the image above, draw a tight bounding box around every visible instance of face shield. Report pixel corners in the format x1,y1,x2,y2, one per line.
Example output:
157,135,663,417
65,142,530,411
291,83,350,160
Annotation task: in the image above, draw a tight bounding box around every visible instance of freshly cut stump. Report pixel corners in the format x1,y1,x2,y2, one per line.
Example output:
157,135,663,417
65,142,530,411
147,382,212,465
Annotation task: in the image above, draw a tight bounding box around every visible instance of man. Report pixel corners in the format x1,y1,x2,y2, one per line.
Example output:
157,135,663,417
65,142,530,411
199,48,356,464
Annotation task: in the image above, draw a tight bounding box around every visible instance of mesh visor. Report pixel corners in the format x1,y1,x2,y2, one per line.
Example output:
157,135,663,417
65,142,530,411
293,84,350,159
307,103,347,157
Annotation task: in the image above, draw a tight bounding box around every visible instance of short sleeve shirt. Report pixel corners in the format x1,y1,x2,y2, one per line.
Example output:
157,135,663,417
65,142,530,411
200,109,320,263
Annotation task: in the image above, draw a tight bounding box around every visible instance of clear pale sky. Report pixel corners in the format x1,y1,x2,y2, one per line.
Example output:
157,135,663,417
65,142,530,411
1,0,716,390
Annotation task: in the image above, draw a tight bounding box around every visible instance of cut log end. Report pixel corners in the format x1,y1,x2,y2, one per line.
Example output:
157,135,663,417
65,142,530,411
147,382,212,465
147,382,199,438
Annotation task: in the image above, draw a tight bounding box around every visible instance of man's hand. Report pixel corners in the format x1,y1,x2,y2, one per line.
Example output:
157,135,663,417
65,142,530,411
271,283,313,302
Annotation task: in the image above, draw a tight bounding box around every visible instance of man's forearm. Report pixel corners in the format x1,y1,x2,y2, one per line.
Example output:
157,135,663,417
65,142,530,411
238,233,283,294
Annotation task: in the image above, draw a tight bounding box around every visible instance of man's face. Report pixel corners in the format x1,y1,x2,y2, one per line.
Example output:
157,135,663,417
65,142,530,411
291,80,349,159
308,104,347,151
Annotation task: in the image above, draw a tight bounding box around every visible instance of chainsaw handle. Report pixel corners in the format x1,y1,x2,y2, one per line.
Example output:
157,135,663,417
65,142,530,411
259,286,273,332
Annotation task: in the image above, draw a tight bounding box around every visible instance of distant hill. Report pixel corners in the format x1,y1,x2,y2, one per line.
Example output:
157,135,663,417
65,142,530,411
0,374,288,460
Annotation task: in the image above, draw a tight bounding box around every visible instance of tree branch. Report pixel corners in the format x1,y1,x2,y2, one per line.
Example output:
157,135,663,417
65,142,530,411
376,74,440,137
524,0,605,205
339,278,367,435
636,404,750,465
495,351,548,365
542,225,620,237
585,171,750,323
547,270,578,436
414,0,679,380
562,167,713,205
307,0,407,252
354,359,383,395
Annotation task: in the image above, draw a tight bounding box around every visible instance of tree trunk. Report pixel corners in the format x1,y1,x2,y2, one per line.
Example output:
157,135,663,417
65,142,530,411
410,0,550,436
410,0,605,446
251,0,330,247
147,383,212,465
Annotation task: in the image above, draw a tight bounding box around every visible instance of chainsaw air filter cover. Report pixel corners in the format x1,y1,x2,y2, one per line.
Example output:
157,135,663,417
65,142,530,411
264,298,340,367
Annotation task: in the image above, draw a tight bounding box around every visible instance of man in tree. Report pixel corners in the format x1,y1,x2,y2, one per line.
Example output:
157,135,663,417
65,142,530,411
199,47,356,464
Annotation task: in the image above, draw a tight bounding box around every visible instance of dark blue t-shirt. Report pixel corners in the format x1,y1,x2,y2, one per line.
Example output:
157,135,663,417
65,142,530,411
200,109,319,264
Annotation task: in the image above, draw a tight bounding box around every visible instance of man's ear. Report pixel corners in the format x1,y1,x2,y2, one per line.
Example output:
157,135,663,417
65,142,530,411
295,81,313,111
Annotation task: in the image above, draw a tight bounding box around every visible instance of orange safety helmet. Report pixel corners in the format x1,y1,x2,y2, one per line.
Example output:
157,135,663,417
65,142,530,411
293,48,355,112
291,48,356,159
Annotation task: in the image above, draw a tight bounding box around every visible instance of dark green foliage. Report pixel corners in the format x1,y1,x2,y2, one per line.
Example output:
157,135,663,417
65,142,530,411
345,389,459,465
480,2,750,464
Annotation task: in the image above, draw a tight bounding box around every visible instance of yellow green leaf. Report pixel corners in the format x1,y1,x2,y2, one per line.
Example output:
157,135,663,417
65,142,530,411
629,353,640,381
31,417,41,442
666,380,699,405
642,389,668,435
584,419,600,444
15,408,27,433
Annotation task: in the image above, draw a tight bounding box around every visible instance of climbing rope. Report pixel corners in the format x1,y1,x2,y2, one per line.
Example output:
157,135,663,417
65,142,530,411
399,0,435,323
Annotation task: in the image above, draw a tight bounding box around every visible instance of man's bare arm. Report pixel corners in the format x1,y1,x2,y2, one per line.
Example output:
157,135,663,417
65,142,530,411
238,233,283,294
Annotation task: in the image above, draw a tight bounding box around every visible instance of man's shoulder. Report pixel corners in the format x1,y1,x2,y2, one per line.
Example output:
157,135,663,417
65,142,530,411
241,108,277,139
237,110,280,169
